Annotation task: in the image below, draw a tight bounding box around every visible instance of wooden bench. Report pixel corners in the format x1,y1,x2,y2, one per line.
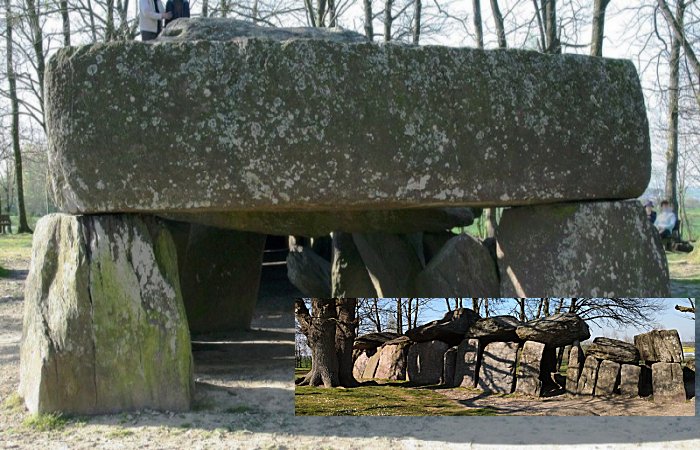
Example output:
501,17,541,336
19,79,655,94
0,215,11,234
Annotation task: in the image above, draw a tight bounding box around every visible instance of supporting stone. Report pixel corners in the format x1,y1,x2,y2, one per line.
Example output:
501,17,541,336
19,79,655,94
619,364,642,397
454,339,481,388
594,360,621,397
353,232,423,296
362,350,382,380
19,214,193,414
577,356,601,396
651,362,686,403
353,352,370,380
516,341,554,397
374,341,410,381
406,341,449,385
565,342,584,395
179,224,265,334
497,201,670,296
442,346,458,387
331,232,376,297
414,234,500,297
286,245,332,297
478,342,521,394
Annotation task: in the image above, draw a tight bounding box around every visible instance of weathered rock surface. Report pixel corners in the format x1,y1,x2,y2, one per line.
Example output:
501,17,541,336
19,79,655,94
331,232,376,297
19,214,193,414
515,313,590,347
286,246,331,297
354,332,401,351
634,330,684,364
516,341,549,397
497,201,670,296
565,342,584,395
442,346,458,387
179,224,265,334
619,364,641,397
594,360,621,396
362,351,382,380
454,339,481,388
374,342,410,381
422,232,453,264
414,234,500,297
47,19,650,216
407,341,449,385
468,315,521,342
353,233,423,296
478,342,521,394
405,308,481,346
577,356,601,396
586,337,640,365
166,208,476,236
683,359,695,400
651,362,686,403
353,352,370,380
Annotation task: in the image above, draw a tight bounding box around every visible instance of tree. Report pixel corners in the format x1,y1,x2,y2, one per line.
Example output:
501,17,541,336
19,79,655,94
590,0,610,56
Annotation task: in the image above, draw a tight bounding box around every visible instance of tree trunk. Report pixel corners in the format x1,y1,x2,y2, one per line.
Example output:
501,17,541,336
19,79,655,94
24,0,46,130
60,0,70,46
335,299,358,386
590,0,609,56
295,299,340,387
490,0,506,48
412,0,421,44
664,0,685,213
543,0,559,53
384,0,393,42
5,0,31,233
363,0,373,40
202,0,208,17
328,0,336,27
472,0,484,48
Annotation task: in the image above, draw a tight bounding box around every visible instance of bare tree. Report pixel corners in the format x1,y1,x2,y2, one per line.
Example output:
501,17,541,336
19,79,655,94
590,0,610,56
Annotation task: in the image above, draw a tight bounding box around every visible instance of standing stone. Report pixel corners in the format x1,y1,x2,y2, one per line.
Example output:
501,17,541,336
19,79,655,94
442,346,458,387
374,342,410,381
406,308,482,346
414,234,500,297
454,339,481,388
516,341,556,397
362,350,382,380
286,246,332,297
19,214,193,414
353,233,423,296
478,342,521,394
651,362,686,403
423,231,454,264
577,356,601,396
179,224,265,334
683,359,695,400
619,364,642,397
407,341,450,385
515,313,590,347
468,315,522,343
634,330,684,363
586,337,640,365
331,232,376,297
497,201,670,296
353,352,370,380
594,360,621,396
566,342,584,395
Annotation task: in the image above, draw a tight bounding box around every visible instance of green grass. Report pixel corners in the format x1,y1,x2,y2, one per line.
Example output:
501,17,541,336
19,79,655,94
2,393,24,412
295,384,497,416
22,413,68,432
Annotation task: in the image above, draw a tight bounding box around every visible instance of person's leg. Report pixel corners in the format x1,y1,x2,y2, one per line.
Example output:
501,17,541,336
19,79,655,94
660,229,671,239
141,31,158,41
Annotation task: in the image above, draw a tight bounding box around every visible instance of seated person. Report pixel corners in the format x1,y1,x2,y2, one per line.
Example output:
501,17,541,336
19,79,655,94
645,200,656,224
655,200,677,238
165,0,190,26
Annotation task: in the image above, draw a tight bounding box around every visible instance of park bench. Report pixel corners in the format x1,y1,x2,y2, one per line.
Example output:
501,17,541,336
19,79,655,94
0,215,11,234
661,219,693,253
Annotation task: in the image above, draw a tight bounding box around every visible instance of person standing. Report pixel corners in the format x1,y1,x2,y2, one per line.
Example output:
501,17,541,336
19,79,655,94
140,0,171,41
165,0,191,27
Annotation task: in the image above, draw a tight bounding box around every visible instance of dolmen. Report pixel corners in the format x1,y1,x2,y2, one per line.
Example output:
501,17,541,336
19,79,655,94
23,16,670,415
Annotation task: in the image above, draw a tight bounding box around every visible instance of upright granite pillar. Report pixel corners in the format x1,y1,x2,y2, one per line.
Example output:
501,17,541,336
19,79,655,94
19,214,193,414
179,224,266,334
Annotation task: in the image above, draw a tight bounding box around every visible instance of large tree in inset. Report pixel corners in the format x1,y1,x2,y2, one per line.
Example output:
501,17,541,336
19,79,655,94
295,298,358,387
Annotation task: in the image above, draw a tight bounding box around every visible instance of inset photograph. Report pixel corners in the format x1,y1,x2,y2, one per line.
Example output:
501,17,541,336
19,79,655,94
295,298,696,416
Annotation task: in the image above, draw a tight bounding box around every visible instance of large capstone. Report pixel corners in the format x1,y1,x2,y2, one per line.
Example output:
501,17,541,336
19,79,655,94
405,308,481,346
586,337,640,365
354,332,402,351
19,214,193,414
47,20,650,222
634,330,684,364
497,201,670,296
515,312,590,347
468,315,522,343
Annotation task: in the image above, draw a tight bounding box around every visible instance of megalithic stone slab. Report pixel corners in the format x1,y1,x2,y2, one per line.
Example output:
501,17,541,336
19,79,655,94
442,346,458,387
374,343,409,381
619,364,642,397
634,330,684,363
353,352,370,380
478,342,521,394
179,224,265,334
407,340,450,385
46,19,650,216
586,337,640,365
286,246,332,297
362,350,382,380
516,341,556,397
566,342,584,395
19,214,193,415
497,201,670,296
594,360,621,396
454,339,482,388
651,362,686,402
577,356,601,396
331,232,376,297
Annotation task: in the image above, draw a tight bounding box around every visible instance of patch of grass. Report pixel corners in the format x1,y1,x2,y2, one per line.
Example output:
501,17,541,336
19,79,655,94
22,412,68,432
2,393,24,411
106,428,135,438
179,422,192,428
224,405,254,414
295,384,497,416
